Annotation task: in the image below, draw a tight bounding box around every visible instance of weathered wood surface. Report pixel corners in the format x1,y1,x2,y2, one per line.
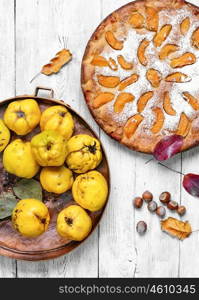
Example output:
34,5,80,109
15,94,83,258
0,0,199,278
0,0,17,278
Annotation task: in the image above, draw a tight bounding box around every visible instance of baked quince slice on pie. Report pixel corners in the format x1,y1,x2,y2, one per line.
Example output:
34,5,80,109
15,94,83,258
82,0,199,153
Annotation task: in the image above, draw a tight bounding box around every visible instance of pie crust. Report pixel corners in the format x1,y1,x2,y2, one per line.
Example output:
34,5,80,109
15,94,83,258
81,0,199,153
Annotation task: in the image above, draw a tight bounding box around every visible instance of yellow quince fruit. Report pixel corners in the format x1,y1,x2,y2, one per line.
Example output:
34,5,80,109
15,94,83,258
72,170,108,212
40,166,74,194
31,130,67,167
56,205,92,241
3,139,39,178
0,119,10,152
40,105,74,140
12,199,50,238
4,99,41,135
66,134,102,173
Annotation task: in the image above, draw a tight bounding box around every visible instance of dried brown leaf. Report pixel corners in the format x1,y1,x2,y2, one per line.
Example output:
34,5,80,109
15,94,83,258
161,217,192,240
41,49,72,75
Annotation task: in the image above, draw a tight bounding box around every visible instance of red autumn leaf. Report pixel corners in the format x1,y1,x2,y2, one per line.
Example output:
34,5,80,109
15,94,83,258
183,173,199,197
153,135,183,161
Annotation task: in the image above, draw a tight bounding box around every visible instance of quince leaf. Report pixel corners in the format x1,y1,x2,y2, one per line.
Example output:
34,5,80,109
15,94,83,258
0,192,18,219
13,179,42,201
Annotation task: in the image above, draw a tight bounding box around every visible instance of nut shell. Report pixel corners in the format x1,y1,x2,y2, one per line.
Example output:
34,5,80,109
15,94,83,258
156,206,166,218
133,197,143,209
142,191,153,202
167,200,179,210
177,205,186,216
159,192,171,204
136,221,147,235
147,201,157,212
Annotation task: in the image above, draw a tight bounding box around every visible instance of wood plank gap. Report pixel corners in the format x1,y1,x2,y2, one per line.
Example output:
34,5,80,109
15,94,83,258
178,153,183,277
15,260,18,278
133,157,137,278
100,0,103,20
98,0,138,278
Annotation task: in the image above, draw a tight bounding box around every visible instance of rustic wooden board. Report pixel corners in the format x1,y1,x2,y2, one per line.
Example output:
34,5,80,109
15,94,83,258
0,0,199,278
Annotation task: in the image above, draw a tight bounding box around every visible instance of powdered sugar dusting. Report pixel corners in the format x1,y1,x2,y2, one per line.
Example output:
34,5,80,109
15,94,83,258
94,6,199,134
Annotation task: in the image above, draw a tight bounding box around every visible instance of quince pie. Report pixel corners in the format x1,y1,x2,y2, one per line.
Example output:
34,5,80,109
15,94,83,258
81,0,199,153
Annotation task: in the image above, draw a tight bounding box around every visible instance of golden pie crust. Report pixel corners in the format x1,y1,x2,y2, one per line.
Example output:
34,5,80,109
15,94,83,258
81,0,199,153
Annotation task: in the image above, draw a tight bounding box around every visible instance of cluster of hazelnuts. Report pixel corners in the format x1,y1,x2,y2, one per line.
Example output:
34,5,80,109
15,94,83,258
134,191,186,235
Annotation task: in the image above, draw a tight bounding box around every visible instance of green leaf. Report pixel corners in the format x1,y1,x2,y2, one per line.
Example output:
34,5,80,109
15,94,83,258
13,179,42,201
0,192,18,219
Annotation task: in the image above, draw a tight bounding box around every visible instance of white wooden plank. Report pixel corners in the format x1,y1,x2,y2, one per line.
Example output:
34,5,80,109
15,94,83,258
134,155,181,277
15,0,101,278
0,0,15,99
132,0,183,275
0,0,17,278
99,134,138,277
17,235,98,278
99,0,138,278
179,0,199,278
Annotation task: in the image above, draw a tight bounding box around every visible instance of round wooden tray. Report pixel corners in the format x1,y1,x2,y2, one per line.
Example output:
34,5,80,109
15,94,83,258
0,87,110,261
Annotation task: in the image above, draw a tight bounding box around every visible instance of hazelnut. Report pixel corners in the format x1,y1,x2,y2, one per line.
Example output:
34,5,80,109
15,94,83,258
142,191,153,203
136,221,147,235
177,206,186,216
159,192,171,204
133,197,143,209
156,206,166,218
167,200,178,210
147,201,157,212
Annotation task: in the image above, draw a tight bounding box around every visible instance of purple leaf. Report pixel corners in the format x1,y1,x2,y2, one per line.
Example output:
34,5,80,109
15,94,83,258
183,173,199,197
153,135,184,161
